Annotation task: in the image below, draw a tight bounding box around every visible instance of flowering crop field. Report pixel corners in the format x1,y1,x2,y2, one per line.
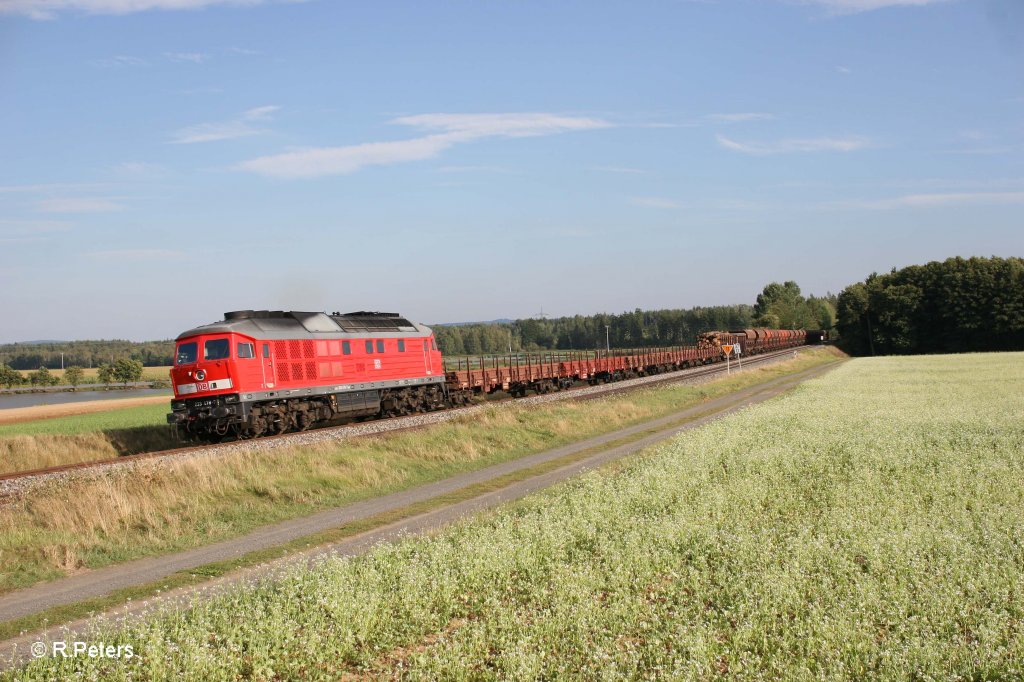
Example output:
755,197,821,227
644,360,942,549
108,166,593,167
10,353,1024,680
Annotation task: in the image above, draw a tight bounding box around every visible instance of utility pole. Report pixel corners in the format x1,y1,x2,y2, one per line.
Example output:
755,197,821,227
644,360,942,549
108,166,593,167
605,325,610,353
60,352,64,370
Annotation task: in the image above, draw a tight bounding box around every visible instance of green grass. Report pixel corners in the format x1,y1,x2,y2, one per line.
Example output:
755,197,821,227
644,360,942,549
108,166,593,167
9,351,1022,680
0,349,840,597
0,402,170,438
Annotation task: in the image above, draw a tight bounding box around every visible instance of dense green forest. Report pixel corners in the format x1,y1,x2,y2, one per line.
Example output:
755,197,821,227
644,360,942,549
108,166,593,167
0,340,174,371
835,256,1024,355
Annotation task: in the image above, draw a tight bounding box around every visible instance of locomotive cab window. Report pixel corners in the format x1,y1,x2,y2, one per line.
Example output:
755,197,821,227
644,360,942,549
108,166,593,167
237,342,255,359
262,344,270,358
398,340,405,352
176,342,197,365
376,340,384,353
343,341,351,355
365,341,374,354
204,339,230,361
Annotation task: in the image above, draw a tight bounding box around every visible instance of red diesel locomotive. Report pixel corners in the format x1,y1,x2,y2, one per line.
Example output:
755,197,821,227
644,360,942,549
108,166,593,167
168,310,452,441
168,309,816,442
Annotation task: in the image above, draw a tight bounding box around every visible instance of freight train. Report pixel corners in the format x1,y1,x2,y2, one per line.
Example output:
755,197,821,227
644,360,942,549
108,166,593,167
167,310,819,442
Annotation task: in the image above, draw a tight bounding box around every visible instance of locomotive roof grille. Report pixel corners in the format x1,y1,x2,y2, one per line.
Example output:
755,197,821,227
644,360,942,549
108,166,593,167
331,315,417,332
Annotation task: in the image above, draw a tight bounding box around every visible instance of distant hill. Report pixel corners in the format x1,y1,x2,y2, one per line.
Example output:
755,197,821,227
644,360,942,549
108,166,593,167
435,319,514,327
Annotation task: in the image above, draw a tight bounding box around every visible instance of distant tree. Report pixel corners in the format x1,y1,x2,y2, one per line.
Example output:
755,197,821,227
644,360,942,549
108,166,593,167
28,367,58,386
753,281,820,329
0,364,22,388
111,358,144,386
64,366,85,388
97,363,115,385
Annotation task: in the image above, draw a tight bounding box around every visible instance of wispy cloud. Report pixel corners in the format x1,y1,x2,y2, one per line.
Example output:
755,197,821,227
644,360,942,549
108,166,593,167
852,191,1024,209
36,197,125,212
630,196,683,209
237,112,611,179
835,65,853,74
798,0,954,14
1,220,69,246
111,161,169,177
436,165,514,174
92,55,147,67
0,219,72,236
706,112,774,123
716,134,870,154
591,166,647,174
0,182,110,194
164,51,208,63
87,248,184,260
170,105,279,144
1,0,275,20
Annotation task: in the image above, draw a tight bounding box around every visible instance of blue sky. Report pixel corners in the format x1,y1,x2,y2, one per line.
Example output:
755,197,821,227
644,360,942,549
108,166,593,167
1,0,1021,342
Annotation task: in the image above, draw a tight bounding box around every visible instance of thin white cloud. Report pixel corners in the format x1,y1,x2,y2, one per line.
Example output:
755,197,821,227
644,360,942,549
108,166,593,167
164,51,208,63
111,161,169,177
239,135,459,178
835,65,852,74
706,113,774,123
0,0,273,20
87,249,185,260
799,0,954,13
0,219,72,235
0,182,110,194
170,105,279,144
855,191,1024,209
237,112,611,179
92,55,147,67
591,166,647,174
717,134,870,154
36,197,125,212
392,112,611,138
436,165,513,174
631,196,683,209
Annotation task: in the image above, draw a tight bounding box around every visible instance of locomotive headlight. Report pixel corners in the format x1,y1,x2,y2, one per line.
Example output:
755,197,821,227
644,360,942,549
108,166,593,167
195,370,206,381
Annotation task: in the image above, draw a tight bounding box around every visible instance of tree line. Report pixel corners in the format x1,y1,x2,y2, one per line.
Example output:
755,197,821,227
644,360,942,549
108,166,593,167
434,305,757,355
0,339,174,371
835,256,1024,355
0,359,146,389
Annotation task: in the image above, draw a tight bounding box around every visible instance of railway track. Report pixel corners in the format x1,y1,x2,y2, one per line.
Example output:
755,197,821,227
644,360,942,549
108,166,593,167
0,347,804,491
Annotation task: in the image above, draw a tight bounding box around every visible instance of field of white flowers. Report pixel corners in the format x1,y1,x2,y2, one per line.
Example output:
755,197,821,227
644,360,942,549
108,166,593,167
9,353,1024,680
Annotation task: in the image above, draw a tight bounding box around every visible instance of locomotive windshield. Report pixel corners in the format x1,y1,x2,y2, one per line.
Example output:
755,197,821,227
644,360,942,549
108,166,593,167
175,342,197,365
204,339,230,361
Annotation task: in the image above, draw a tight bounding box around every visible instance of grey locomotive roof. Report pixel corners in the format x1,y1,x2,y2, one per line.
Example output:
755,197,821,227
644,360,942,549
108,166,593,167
176,311,434,341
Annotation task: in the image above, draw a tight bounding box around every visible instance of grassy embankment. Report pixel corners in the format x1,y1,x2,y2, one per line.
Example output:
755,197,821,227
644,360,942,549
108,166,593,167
0,348,842,596
0,403,176,473
13,366,172,383
10,350,1022,681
